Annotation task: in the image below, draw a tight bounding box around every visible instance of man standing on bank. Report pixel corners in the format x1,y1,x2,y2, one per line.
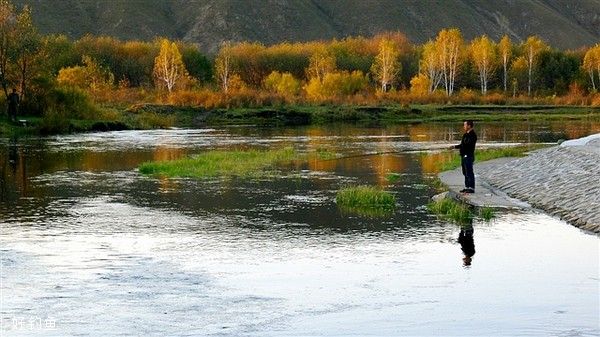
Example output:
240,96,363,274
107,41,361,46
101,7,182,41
7,88,20,122
453,120,477,193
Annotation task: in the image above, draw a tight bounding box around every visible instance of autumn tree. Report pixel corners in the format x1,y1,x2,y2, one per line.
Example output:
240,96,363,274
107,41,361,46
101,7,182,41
523,36,547,96
509,56,528,95
371,38,401,92
435,28,463,96
0,0,16,98
264,71,301,96
498,35,512,93
420,40,443,93
469,35,496,95
215,41,233,93
13,5,42,99
583,45,599,91
306,47,336,82
153,39,187,92
57,55,114,91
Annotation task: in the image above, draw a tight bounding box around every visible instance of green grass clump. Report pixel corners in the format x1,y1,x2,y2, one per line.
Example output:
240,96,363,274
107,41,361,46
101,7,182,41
478,206,495,221
336,185,396,217
436,144,548,172
428,198,473,224
313,147,337,160
386,172,402,183
428,198,496,223
139,147,300,179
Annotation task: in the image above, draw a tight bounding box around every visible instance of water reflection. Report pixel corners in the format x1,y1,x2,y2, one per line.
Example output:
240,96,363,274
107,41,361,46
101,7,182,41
458,221,476,267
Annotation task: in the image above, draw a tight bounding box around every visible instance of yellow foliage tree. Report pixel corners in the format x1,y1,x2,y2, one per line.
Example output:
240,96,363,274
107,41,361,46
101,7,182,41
583,45,599,91
264,71,301,96
215,41,234,93
420,40,442,93
509,56,528,96
436,28,463,96
57,55,114,91
153,38,188,93
306,47,336,82
410,74,430,96
469,35,496,95
305,70,367,101
498,35,512,92
371,38,401,92
523,36,548,96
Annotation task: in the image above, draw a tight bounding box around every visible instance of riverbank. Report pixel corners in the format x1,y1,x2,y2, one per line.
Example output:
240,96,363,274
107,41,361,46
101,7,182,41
3,103,599,136
440,135,600,233
127,103,600,127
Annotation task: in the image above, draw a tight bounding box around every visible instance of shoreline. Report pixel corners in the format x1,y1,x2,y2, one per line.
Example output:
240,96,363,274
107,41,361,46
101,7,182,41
2,103,599,137
440,135,600,233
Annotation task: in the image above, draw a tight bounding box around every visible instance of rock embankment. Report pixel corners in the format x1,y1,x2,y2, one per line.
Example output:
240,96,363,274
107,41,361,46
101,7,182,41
479,135,600,233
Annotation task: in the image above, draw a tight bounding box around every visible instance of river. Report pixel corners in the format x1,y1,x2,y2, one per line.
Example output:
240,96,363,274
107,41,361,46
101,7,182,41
1,121,599,336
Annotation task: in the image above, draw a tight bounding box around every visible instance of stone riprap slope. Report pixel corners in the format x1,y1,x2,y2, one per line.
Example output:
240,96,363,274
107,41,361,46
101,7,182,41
480,137,600,233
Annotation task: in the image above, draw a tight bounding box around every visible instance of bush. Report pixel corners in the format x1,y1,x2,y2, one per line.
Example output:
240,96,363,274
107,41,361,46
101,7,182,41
305,70,368,101
264,71,302,97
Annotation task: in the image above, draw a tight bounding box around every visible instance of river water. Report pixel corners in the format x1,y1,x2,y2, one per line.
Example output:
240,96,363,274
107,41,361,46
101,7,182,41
1,121,599,336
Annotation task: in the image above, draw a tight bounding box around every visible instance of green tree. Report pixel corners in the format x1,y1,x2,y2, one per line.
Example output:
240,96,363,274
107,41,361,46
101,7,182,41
13,5,42,99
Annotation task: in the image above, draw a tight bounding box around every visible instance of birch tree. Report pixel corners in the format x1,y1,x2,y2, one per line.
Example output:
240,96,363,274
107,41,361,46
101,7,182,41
153,38,187,93
523,36,547,96
420,40,442,93
370,38,400,92
306,47,336,82
583,45,599,91
435,28,463,96
498,35,512,93
215,41,233,93
470,35,496,95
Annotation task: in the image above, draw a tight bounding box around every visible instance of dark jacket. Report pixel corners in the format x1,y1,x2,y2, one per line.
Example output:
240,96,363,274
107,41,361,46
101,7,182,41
454,129,477,157
8,92,19,107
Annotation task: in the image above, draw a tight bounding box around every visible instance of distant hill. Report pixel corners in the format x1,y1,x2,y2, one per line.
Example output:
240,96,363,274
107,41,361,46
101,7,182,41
13,0,600,53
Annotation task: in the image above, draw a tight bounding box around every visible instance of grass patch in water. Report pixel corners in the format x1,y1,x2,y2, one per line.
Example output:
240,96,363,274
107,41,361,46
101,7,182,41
428,198,474,224
139,147,300,179
478,206,495,221
386,172,402,183
336,185,396,217
436,144,548,172
428,198,496,224
313,147,337,160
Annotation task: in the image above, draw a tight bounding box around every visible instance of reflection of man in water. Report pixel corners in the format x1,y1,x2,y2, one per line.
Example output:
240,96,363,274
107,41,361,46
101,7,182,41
458,224,475,266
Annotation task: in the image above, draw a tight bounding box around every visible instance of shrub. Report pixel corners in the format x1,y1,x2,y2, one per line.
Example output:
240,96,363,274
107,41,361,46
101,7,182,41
264,71,302,96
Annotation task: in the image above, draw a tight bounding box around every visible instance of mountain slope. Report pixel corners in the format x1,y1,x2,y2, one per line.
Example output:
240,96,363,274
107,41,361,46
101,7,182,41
13,0,600,53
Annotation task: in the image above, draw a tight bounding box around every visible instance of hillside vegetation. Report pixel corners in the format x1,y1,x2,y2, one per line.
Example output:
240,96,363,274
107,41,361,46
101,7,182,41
13,0,600,53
